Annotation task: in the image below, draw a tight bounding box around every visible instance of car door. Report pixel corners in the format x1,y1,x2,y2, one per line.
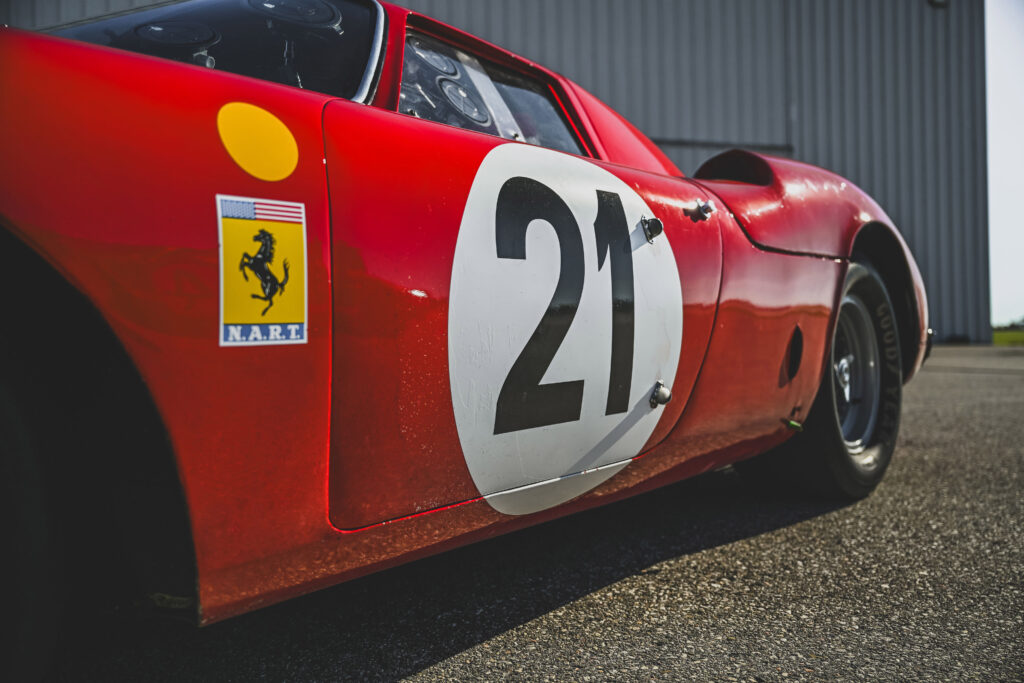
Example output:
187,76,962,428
323,29,721,529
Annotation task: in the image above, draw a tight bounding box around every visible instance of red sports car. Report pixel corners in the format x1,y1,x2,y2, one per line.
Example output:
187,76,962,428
0,0,928,672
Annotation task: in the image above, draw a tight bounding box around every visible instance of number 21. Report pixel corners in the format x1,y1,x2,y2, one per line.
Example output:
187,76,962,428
493,176,636,435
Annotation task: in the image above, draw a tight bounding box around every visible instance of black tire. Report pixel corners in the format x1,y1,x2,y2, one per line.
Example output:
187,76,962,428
748,261,903,499
1,380,64,682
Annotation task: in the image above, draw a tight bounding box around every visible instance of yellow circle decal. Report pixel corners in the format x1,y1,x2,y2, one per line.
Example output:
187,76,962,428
216,102,299,182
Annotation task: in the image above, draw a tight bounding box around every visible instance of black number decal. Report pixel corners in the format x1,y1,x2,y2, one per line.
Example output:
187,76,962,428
493,180,639,434
494,177,586,434
593,190,635,415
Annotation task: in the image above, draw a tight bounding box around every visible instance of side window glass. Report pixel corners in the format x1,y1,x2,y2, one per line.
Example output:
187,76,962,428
400,33,583,156
487,68,584,157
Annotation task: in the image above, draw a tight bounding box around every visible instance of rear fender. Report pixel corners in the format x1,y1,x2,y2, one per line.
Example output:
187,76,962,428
693,149,889,257
693,149,928,381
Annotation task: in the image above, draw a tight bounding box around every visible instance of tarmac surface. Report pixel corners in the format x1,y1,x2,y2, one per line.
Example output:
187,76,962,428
59,346,1023,681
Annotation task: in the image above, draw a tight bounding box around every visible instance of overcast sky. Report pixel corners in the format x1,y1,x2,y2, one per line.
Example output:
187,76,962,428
986,0,1024,326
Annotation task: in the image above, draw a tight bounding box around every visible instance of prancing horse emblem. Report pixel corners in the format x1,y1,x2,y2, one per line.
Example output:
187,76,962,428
239,229,289,315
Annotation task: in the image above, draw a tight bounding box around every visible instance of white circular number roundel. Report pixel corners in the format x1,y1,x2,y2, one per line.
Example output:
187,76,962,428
448,144,683,515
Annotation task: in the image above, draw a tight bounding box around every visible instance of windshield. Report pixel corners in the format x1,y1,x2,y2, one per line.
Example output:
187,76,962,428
54,0,384,101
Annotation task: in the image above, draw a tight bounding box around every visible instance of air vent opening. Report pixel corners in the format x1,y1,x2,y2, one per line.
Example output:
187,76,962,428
787,325,804,381
694,149,775,186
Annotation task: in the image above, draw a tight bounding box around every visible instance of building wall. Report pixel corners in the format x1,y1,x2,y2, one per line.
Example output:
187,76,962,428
2,0,991,341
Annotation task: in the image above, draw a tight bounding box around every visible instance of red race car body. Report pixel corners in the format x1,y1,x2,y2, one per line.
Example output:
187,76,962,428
0,0,927,626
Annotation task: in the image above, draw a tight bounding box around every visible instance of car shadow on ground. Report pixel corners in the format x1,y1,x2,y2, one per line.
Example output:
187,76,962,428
59,468,847,681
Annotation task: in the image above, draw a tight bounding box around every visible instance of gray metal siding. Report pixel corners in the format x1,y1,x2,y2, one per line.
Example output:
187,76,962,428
784,0,989,343
401,0,990,342
399,0,793,174
2,0,990,341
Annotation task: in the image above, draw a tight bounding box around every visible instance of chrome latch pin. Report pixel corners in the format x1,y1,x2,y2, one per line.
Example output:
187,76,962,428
650,380,672,408
641,216,664,243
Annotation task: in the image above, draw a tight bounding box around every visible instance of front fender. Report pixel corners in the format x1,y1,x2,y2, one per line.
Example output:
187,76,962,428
0,28,337,623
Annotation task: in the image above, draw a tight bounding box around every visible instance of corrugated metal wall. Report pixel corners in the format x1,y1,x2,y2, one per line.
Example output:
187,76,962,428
400,0,990,342
1,0,990,341
400,0,794,175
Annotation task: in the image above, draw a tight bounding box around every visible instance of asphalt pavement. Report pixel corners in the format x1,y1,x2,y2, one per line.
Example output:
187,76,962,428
58,345,1024,681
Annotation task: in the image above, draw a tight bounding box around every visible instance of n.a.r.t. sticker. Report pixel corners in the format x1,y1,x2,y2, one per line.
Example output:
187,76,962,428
217,194,307,346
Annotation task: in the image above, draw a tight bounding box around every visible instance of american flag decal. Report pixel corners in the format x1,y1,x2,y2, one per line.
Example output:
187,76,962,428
220,197,305,224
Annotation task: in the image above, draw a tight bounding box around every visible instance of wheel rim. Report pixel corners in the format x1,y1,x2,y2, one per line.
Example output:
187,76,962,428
832,292,881,469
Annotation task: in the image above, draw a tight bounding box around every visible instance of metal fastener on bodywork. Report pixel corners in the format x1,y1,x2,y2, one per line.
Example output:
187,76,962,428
696,199,716,219
641,216,664,243
650,380,672,408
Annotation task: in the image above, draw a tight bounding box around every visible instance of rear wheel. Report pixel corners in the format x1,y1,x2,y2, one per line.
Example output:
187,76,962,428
750,261,903,499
